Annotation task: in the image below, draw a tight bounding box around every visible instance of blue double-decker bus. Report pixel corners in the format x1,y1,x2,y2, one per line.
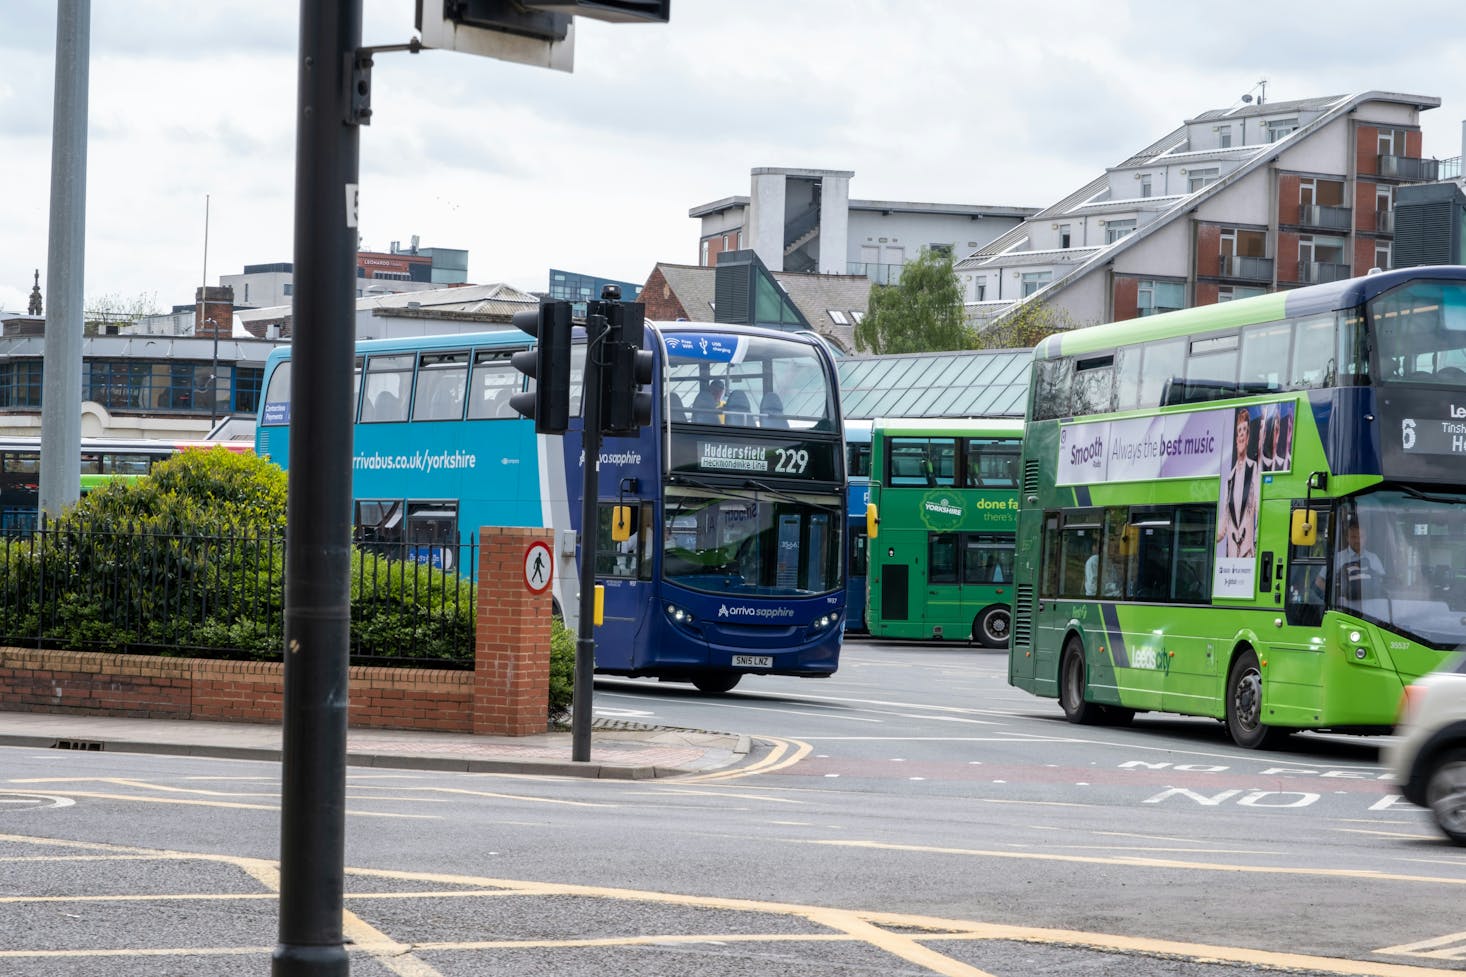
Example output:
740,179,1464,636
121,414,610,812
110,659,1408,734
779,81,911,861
256,321,847,694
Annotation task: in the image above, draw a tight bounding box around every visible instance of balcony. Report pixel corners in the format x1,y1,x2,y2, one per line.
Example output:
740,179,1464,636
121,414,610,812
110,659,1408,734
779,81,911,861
1378,155,1440,182
1297,204,1352,232
848,261,903,285
1218,255,1273,282
1376,209,1394,235
1297,261,1352,284
1442,156,1463,180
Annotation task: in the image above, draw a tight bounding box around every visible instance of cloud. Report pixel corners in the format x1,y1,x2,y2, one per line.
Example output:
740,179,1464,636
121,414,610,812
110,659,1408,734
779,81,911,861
2,0,1462,313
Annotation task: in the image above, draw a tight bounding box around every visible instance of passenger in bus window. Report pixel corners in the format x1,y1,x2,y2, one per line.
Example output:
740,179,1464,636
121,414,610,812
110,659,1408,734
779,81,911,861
1084,537,1123,595
692,378,726,423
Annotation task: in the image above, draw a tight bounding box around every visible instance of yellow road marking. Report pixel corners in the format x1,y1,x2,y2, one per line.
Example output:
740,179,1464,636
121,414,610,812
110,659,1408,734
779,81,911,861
2,831,1463,976
675,735,811,783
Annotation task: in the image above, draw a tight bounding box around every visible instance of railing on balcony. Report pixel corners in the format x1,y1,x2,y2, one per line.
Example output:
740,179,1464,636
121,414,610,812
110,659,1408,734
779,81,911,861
848,261,904,285
1218,255,1273,282
1376,209,1394,235
1441,156,1463,180
1298,204,1352,232
1297,261,1352,284
1378,155,1440,182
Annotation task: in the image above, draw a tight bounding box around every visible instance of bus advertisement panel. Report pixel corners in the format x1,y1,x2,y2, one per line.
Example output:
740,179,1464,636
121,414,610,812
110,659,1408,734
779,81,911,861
1009,266,1466,747
256,321,847,695
866,418,1022,646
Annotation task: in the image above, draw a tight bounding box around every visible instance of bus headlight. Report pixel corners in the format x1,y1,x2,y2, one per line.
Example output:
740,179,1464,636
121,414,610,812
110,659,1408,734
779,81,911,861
665,603,694,624
811,613,839,631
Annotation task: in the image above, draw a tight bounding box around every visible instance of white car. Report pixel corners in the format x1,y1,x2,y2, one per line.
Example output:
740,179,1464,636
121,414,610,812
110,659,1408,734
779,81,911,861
1386,653,1466,846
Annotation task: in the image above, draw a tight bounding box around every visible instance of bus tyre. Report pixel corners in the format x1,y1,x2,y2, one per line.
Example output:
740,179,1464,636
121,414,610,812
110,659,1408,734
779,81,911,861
1225,649,1288,749
973,606,1011,648
1059,638,1100,725
691,671,742,695
1424,748,1466,846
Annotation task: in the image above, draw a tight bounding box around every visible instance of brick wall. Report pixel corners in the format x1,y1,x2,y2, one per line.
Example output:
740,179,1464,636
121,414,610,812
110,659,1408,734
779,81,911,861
1111,277,1139,321
0,527,553,737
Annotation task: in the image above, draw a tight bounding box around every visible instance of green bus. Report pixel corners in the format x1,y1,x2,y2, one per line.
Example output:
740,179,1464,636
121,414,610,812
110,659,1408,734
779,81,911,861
866,418,1022,646
1009,265,1466,748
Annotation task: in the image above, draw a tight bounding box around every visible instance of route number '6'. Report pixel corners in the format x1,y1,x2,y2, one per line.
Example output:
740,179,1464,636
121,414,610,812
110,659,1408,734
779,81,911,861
773,448,809,475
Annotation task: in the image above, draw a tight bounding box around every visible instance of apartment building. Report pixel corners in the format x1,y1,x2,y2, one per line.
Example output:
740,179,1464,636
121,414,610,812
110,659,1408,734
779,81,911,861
957,91,1447,327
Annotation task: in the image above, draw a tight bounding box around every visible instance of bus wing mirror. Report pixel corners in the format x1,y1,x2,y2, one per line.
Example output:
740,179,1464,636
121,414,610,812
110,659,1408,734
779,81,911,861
610,504,633,542
1290,509,1317,547
866,502,879,540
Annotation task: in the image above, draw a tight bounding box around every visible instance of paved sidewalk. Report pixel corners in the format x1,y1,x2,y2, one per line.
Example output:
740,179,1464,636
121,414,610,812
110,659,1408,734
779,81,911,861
0,712,749,779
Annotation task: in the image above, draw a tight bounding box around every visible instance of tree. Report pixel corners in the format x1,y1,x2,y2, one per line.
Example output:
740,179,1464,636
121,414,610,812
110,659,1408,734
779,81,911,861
971,299,1089,351
85,291,161,335
854,248,971,354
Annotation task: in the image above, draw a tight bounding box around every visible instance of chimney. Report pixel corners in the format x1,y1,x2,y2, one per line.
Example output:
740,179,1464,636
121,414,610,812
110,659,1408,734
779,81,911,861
195,284,235,338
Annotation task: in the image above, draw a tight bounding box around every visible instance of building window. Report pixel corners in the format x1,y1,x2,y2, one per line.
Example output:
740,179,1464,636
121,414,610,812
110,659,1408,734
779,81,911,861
1139,175,1152,198
1137,280,1184,317
700,240,710,266
1187,168,1219,192
1218,285,1267,303
973,277,986,301
1378,127,1407,156
1266,118,1298,143
1218,126,1232,148
1059,225,1071,248
1104,219,1136,244
283,283,294,296
928,243,952,257
1021,271,1051,298
1374,241,1392,271
0,360,44,408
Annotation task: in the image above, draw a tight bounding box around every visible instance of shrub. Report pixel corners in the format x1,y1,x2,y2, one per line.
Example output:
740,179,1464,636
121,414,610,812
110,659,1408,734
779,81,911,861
549,616,575,720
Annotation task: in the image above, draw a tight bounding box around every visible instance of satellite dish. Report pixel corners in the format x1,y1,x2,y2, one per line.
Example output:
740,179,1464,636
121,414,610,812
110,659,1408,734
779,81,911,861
1242,94,1254,103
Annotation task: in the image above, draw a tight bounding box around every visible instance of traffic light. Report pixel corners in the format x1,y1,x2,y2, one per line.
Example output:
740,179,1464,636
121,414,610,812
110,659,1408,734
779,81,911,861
509,300,572,434
601,302,655,437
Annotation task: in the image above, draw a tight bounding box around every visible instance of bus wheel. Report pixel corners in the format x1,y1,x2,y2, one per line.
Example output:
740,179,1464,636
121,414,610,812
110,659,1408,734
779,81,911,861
692,671,742,695
1225,649,1287,749
972,606,1011,648
1059,638,1100,725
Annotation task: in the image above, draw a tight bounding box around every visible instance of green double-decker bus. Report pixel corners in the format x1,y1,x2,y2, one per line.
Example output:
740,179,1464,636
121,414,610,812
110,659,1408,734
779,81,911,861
866,418,1022,646
1009,266,1466,748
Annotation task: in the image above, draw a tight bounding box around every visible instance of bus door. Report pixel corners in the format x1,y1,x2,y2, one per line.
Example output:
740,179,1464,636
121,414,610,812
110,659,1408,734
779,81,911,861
961,533,1015,646
925,532,963,638
593,500,655,672
871,525,922,633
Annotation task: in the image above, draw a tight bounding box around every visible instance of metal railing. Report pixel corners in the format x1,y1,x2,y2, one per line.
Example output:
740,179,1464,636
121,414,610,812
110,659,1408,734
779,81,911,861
1378,155,1440,183
1297,261,1353,284
0,528,476,668
847,261,904,285
1297,204,1352,232
1218,255,1273,282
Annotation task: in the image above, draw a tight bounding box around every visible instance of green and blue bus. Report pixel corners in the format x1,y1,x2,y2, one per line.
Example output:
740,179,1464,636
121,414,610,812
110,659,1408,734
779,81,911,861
0,436,248,533
866,418,1022,646
1009,265,1466,747
256,321,847,694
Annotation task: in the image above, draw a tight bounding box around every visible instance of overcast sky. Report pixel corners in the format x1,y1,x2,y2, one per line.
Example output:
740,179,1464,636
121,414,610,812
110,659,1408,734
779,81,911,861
3,1,1464,315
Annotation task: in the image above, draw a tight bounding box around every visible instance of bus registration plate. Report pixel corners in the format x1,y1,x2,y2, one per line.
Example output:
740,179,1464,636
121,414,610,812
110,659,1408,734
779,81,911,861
732,655,773,668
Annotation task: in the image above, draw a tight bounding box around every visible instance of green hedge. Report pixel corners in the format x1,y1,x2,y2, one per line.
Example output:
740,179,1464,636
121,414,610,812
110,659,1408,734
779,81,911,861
0,447,573,714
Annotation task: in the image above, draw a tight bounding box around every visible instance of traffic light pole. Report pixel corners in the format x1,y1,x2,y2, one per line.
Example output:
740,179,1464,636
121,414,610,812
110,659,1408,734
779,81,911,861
274,1,359,973
573,311,607,763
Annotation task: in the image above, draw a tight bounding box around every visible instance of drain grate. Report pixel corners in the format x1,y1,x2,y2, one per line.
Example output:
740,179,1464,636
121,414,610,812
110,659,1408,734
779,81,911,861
52,739,104,751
